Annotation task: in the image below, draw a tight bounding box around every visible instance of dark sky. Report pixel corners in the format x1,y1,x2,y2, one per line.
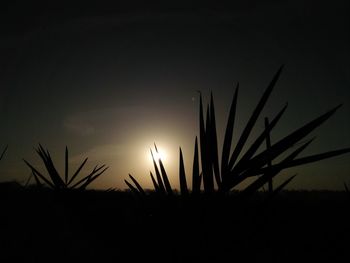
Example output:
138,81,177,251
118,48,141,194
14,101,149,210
0,0,349,190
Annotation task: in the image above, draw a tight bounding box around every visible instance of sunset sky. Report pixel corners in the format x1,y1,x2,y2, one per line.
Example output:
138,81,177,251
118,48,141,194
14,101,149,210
0,0,349,190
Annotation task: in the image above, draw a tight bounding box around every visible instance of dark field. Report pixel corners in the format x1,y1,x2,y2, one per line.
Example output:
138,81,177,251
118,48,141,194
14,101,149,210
0,188,349,262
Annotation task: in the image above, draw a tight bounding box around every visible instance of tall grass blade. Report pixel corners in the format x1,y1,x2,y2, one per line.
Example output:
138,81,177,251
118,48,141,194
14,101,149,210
36,145,65,188
0,145,8,161
228,66,284,170
124,180,140,195
158,157,173,195
209,93,221,187
70,165,106,188
273,148,350,170
151,149,166,193
23,159,55,188
127,174,145,195
65,146,68,185
226,138,314,191
68,158,88,185
232,103,288,175
274,174,297,195
265,118,273,193
179,148,188,195
203,105,214,192
150,172,160,193
192,136,201,194
237,105,342,178
221,85,238,179
79,166,109,189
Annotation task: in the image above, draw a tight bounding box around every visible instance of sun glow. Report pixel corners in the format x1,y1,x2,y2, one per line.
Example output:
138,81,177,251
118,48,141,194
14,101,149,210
152,147,167,162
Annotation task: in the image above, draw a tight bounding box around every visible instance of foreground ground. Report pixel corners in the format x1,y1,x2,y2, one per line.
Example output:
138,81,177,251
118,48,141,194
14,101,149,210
0,188,349,262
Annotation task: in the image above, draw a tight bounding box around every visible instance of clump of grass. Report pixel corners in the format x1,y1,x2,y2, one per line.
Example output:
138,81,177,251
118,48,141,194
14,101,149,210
126,66,350,196
23,144,108,190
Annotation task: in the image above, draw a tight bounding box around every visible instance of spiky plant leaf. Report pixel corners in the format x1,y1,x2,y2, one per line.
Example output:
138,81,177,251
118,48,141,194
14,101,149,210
70,165,107,189
23,159,56,188
179,148,188,195
209,93,221,188
151,149,166,193
127,174,145,195
68,158,88,185
221,85,238,180
273,174,297,195
255,147,350,175
149,172,160,193
240,139,314,196
192,137,201,195
265,117,273,193
125,180,141,195
232,103,288,175
65,146,68,185
228,66,284,170
231,105,342,185
0,145,8,161
36,145,65,188
78,166,109,190
202,105,214,193
158,158,173,195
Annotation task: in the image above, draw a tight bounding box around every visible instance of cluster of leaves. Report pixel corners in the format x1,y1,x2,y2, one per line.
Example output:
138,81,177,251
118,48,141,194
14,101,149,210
23,144,108,190
125,66,350,196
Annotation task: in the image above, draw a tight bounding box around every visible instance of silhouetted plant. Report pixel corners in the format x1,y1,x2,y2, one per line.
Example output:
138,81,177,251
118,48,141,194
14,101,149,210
23,144,108,190
0,145,8,162
125,66,350,196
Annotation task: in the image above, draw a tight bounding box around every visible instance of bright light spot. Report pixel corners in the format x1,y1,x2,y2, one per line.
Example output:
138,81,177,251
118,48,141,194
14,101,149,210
153,148,167,161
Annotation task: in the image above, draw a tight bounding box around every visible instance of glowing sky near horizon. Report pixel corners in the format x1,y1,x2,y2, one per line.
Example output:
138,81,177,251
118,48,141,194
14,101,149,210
0,0,349,190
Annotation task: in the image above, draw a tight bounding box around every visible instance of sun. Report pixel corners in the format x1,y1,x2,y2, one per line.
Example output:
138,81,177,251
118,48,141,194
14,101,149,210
146,144,168,165
152,147,167,161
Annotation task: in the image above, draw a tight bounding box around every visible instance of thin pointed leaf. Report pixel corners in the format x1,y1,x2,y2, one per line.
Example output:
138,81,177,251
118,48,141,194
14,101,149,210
203,105,214,192
151,149,166,193
225,138,314,191
36,146,65,188
179,148,188,195
127,174,146,195
273,174,297,195
274,147,350,171
236,105,342,179
221,85,238,179
210,92,221,187
70,165,106,188
125,180,140,195
158,157,173,195
23,159,55,188
265,117,273,193
0,145,8,161
68,158,88,185
228,66,284,170
344,183,349,193
65,146,68,185
232,103,288,175
79,167,109,189
192,137,201,194
150,172,160,193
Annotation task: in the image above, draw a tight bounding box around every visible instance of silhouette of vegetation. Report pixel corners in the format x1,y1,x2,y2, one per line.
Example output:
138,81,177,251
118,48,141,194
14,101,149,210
125,66,350,196
0,145,8,161
23,144,108,190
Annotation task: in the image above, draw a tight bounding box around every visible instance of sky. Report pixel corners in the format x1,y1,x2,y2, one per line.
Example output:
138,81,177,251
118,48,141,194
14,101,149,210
0,0,349,190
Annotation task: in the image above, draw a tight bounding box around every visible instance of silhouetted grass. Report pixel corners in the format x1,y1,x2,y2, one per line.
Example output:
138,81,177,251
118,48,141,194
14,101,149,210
125,67,350,197
0,145,8,161
23,144,108,190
